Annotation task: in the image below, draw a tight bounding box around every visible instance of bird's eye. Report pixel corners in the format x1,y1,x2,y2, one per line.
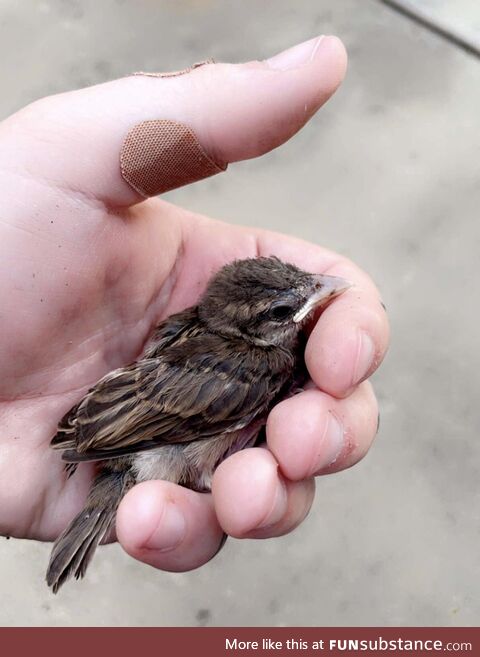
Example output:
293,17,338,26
269,303,294,321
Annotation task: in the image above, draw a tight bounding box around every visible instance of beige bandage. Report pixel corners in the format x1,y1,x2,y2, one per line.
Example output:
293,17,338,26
132,59,214,79
120,119,227,197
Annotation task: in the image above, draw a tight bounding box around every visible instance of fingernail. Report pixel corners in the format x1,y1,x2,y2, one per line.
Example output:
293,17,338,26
257,477,288,529
311,413,344,473
144,502,186,552
354,331,375,385
266,35,325,71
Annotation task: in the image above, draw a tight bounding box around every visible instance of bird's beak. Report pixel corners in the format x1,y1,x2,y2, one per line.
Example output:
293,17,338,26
293,274,352,323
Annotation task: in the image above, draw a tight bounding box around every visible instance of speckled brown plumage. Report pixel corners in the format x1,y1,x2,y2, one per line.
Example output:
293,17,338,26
46,256,350,592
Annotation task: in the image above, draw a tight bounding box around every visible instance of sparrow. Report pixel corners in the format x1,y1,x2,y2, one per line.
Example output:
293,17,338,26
46,256,350,592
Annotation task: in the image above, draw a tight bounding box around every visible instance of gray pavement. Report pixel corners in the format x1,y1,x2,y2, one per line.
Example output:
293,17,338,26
383,0,480,56
0,0,479,627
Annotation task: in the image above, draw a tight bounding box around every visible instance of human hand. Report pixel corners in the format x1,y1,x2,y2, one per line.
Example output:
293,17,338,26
0,36,389,573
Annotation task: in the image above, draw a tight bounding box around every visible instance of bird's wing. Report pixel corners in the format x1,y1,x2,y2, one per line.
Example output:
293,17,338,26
52,329,286,462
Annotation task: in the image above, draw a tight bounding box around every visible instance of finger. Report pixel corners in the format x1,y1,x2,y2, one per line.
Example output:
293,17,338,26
305,260,390,397
267,382,379,482
2,36,347,206
254,230,390,398
212,448,315,539
116,480,225,572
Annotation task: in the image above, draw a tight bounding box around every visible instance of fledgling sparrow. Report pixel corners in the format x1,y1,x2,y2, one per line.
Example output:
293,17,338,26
46,256,350,592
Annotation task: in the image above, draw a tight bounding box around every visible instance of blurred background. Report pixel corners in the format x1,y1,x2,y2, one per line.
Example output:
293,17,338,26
0,0,479,627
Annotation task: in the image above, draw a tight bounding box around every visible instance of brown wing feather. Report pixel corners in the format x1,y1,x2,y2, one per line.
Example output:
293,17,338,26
52,308,198,447
52,310,293,463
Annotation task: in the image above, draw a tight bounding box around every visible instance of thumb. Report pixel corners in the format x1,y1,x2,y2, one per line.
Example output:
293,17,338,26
0,35,346,207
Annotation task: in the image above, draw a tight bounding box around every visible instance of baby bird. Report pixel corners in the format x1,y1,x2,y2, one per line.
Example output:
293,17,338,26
47,256,349,591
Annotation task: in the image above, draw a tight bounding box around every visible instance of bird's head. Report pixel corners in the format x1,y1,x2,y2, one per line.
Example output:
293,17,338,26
198,256,351,347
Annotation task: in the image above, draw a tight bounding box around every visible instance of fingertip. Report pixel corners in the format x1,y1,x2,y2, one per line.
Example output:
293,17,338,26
265,35,347,85
312,35,348,93
268,383,380,481
212,448,316,539
116,481,185,555
305,287,390,398
245,476,316,540
117,480,224,572
267,391,343,481
267,394,324,481
212,448,282,537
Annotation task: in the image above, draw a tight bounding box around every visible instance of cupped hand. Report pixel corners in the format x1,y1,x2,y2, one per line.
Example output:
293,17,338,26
0,36,389,573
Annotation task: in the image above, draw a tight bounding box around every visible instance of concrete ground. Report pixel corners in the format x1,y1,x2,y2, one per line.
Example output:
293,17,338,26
0,0,479,626
382,0,480,56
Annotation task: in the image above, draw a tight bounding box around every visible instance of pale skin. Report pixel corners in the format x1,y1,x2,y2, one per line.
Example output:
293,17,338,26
0,36,389,573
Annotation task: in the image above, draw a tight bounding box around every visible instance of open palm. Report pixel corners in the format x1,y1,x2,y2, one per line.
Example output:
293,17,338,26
0,36,388,574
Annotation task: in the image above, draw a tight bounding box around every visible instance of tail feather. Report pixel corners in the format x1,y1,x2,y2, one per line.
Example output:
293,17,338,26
76,523,108,580
46,469,133,593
